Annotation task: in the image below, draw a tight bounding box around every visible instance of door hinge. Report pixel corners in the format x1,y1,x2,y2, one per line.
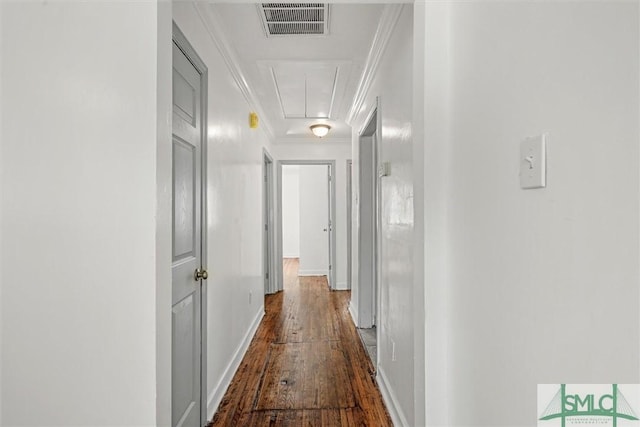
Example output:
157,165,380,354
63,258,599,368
266,272,269,279
265,223,268,231
329,264,332,270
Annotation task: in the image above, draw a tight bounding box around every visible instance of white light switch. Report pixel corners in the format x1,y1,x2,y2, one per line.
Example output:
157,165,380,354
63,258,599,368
520,135,546,189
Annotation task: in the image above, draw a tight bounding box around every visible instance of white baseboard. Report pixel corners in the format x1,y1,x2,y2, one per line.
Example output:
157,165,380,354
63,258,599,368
207,308,264,420
283,254,299,259
377,366,410,427
335,281,349,290
298,269,328,276
348,301,358,326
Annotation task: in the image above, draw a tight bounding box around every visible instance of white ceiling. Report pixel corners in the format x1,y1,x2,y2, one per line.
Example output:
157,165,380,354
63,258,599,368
206,3,386,143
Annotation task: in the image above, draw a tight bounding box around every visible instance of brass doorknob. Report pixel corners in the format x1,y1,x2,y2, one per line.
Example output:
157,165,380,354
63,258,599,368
194,268,208,281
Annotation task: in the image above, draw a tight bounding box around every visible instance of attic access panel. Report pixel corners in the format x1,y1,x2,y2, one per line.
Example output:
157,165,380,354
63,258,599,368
258,3,330,37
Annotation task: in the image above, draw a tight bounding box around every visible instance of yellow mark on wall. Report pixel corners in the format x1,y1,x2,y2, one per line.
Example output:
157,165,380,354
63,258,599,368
249,112,259,129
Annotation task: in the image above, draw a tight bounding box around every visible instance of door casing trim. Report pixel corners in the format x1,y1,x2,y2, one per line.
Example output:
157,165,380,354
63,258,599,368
263,149,276,295
346,159,353,290
276,160,337,292
356,98,381,333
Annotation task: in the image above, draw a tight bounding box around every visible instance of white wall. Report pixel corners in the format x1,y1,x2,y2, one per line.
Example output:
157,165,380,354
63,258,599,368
414,2,449,425
273,142,351,289
298,165,330,276
350,6,415,425
173,3,274,420
1,2,162,424
418,2,640,426
156,2,173,425
282,166,300,258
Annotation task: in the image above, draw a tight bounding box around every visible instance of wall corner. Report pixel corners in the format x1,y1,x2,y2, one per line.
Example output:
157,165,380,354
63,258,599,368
155,1,173,426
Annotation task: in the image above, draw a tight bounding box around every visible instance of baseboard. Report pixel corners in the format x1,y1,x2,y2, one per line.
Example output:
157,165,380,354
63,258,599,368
335,281,349,290
207,307,264,420
283,254,299,259
377,366,410,427
348,301,358,326
298,269,328,276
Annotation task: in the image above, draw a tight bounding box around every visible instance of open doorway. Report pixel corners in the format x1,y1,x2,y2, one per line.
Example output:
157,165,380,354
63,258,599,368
263,149,276,295
357,102,381,368
277,160,337,292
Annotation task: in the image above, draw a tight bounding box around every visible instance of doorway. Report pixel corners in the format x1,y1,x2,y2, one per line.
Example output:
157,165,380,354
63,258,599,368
356,102,380,368
263,150,276,295
346,159,353,290
171,23,208,427
277,160,337,292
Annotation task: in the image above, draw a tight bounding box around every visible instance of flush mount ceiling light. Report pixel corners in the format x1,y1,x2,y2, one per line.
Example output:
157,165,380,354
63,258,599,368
310,124,331,138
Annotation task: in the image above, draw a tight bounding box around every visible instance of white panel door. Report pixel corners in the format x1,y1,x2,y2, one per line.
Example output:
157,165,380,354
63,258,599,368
299,165,329,277
172,41,203,427
327,165,334,288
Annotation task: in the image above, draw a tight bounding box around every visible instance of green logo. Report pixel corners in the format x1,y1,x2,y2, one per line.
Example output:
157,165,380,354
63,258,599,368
539,384,638,427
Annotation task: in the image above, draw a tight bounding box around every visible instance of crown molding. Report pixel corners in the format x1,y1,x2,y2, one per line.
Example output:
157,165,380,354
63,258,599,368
205,0,411,3
274,137,352,145
345,4,404,126
193,3,276,142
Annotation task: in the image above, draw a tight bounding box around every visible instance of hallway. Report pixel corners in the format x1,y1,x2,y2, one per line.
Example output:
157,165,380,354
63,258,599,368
4,2,640,426
210,259,392,426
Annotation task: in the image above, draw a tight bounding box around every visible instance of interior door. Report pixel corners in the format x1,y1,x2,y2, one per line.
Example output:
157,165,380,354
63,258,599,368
263,155,273,294
327,165,334,289
172,40,204,427
298,165,329,279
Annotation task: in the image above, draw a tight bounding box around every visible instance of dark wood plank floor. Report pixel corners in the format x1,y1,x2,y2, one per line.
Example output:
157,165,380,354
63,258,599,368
209,258,392,426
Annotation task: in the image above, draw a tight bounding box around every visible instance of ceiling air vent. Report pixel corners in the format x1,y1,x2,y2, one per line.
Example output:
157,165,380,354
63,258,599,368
258,3,330,37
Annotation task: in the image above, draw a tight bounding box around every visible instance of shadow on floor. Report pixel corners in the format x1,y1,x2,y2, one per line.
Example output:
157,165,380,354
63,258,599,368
357,326,377,368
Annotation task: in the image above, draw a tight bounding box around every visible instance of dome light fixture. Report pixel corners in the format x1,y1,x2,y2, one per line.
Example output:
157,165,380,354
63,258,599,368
310,124,331,138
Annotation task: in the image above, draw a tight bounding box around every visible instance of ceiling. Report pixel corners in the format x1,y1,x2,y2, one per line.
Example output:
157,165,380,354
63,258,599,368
204,3,387,143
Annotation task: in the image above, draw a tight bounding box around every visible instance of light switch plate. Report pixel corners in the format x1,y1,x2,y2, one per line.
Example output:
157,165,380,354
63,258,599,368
520,135,546,189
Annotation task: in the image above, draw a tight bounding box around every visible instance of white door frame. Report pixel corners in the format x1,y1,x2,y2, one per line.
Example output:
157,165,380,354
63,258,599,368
346,159,353,290
172,22,208,426
276,160,337,291
357,99,381,329
263,149,276,294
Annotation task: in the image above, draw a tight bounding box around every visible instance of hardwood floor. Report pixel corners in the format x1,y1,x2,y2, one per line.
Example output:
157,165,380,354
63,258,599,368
209,258,392,426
